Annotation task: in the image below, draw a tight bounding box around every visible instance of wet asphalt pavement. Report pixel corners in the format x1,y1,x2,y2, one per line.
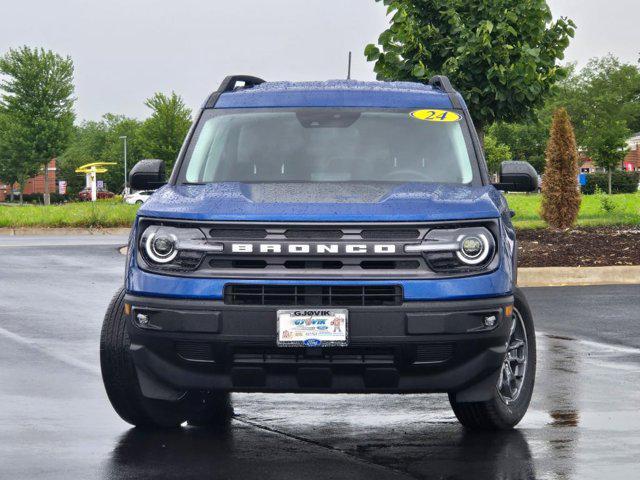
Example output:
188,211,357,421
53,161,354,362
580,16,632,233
1,236,639,479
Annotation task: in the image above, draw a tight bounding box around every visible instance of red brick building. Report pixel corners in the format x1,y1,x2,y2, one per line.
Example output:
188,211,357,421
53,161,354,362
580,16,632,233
623,132,640,172
0,159,57,202
579,132,640,173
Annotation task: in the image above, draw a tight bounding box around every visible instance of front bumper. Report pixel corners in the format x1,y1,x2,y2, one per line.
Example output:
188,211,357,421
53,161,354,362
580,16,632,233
125,293,514,401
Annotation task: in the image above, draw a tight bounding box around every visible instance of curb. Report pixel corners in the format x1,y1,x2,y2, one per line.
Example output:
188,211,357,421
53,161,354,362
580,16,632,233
518,266,640,287
0,227,131,236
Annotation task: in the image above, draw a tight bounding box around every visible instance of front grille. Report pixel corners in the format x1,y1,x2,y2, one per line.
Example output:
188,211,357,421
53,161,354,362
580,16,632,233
361,228,420,240
232,346,395,365
210,259,422,271
360,260,420,270
224,284,403,306
139,220,500,279
284,260,344,269
285,229,343,239
209,228,267,239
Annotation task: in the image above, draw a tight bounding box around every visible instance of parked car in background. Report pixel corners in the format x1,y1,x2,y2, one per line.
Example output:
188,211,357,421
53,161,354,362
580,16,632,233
78,187,115,201
124,190,155,205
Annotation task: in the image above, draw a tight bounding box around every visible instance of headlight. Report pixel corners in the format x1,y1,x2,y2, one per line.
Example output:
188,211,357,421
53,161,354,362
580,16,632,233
405,226,496,272
145,230,178,263
457,233,490,265
139,225,222,270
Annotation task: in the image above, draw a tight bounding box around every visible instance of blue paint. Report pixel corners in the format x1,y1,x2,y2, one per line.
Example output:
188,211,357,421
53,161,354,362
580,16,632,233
126,259,513,301
214,80,453,110
139,183,502,223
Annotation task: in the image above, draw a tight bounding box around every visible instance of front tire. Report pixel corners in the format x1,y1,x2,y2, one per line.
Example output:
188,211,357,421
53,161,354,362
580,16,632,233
100,287,232,428
448,288,536,430
100,287,185,428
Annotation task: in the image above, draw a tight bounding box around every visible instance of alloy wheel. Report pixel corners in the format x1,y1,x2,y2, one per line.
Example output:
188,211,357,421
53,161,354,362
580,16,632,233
497,307,528,404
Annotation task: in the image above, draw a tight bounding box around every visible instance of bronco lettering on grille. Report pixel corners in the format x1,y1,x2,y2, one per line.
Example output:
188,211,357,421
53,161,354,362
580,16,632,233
230,243,397,254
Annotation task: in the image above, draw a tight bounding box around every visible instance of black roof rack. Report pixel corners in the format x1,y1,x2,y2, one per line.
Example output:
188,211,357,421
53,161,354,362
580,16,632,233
205,75,266,108
428,75,461,109
428,75,455,94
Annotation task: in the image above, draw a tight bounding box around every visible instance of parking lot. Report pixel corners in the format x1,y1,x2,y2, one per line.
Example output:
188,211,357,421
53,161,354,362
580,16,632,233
1,236,640,479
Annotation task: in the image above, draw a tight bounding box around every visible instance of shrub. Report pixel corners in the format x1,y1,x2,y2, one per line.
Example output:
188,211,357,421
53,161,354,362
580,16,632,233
8,193,70,204
582,172,639,195
594,185,616,213
541,108,582,229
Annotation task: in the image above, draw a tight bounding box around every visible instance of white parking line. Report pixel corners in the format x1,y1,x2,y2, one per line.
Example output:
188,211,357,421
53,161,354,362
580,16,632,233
0,242,125,248
0,238,128,248
538,330,640,355
0,326,100,375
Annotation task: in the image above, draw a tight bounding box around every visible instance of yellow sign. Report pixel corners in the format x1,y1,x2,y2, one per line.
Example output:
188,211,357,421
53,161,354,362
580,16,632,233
75,162,117,174
410,109,461,122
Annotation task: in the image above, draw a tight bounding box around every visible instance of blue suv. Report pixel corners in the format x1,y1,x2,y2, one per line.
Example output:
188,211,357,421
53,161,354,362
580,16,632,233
100,75,539,430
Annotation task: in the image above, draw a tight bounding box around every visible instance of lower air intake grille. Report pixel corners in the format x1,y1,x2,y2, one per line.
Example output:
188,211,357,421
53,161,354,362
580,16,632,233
414,343,454,364
175,341,214,362
224,285,403,306
232,346,395,365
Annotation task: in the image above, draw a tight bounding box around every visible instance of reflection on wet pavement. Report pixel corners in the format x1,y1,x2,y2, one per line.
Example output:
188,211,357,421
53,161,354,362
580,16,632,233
93,334,640,480
1,245,639,480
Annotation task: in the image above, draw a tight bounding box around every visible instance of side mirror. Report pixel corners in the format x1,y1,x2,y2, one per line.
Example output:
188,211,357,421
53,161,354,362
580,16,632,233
129,159,166,191
494,161,538,192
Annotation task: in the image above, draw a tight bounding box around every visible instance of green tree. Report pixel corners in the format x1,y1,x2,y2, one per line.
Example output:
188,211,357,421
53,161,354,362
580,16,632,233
582,117,630,194
483,134,512,176
547,56,638,193
58,114,143,196
487,120,548,174
0,111,21,201
365,0,575,140
139,92,191,171
553,56,640,142
102,114,144,193
0,46,75,204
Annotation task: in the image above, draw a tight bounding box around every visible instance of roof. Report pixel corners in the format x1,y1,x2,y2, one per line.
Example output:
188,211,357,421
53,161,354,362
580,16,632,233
214,80,456,109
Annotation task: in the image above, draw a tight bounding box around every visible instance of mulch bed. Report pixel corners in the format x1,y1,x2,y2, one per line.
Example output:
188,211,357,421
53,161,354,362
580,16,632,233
517,227,640,268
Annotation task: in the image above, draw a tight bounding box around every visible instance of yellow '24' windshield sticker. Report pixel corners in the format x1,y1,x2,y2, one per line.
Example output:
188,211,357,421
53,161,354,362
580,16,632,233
410,109,461,122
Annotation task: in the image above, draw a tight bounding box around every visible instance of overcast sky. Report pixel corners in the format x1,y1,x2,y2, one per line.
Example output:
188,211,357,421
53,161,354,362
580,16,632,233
1,0,638,121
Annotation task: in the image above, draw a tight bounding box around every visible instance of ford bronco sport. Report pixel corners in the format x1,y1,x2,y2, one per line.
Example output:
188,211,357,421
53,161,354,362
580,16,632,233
101,75,539,430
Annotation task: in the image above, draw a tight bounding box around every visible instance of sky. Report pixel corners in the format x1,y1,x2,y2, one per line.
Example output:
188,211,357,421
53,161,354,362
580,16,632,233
1,0,638,122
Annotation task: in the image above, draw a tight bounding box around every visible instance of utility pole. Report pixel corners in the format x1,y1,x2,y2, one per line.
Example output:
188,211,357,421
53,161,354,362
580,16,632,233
347,51,352,80
119,136,128,194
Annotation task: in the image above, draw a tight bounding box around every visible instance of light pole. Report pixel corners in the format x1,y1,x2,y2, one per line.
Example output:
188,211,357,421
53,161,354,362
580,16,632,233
119,135,128,194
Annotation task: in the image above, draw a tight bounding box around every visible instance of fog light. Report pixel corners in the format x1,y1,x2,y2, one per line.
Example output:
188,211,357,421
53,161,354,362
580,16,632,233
136,313,149,326
483,315,497,327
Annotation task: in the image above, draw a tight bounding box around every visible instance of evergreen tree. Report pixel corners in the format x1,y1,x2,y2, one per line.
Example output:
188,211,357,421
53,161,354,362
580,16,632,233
541,108,581,229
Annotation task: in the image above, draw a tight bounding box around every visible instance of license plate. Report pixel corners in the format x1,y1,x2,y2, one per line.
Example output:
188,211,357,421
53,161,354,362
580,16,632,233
277,309,348,347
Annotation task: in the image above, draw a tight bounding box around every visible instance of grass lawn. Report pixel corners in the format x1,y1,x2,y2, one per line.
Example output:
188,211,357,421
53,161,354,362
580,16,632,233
0,192,638,229
0,200,138,228
506,192,640,229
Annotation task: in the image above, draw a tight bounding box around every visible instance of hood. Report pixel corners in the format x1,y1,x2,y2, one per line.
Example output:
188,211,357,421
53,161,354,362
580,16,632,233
139,182,503,222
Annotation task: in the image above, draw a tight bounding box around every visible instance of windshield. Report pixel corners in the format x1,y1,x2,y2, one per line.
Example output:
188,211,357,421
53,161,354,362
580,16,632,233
179,108,477,184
